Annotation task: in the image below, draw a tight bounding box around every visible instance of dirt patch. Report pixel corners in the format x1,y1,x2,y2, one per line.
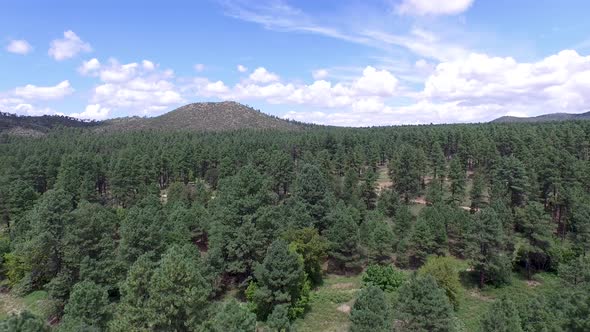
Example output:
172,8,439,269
337,304,351,314
526,280,541,287
411,197,428,205
0,292,25,317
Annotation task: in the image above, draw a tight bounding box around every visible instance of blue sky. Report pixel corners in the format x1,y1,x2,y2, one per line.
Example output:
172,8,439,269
2,0,590,125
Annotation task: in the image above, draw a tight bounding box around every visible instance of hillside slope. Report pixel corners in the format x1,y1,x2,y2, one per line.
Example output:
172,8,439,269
492,111,590,123
0,112,99,136
100,101,306,132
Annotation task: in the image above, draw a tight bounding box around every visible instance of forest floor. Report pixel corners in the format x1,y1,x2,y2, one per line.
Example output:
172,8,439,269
293,264,561,332
0,290,49,320
292,274,361,332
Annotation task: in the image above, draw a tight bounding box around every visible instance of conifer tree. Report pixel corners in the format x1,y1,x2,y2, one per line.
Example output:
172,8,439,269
350,286,391,332
466,208,510,287
394,275,455,332
481,296,523,332
252,239,305,320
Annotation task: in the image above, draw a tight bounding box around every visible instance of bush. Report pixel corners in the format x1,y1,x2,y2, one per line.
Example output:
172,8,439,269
417,256,462,310
362,264,405,292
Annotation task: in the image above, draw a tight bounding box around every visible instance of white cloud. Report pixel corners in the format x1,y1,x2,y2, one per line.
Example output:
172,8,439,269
283,49,590,126
99,61,140,82
191,65,398,110
423,50,590,113
6,39,33,55
396,0,474,16
48,30,92,61
78,58,101,75
237,64,248,72
194,63,205,72
13,80,74,100
312,69,329,79
89,58,184,115
70,104,111,120
248,67,280,83
353,66,398,96
142,60,155,71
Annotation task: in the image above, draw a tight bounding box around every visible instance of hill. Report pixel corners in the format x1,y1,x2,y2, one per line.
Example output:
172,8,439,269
492,111,590,123
0,112,99,136
99,101,307,132
0,102,307,136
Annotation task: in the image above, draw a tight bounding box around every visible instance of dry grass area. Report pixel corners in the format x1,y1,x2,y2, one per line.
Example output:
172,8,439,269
0,292,25,319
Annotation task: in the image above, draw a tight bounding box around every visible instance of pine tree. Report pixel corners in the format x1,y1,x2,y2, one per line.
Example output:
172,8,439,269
350,286,391,332
430,142,446,181
324,203,363,272
147,245,212,331
571,202,590,255
119,197,167,264
466,208,510,287
204,299,256,332
516,202,554,278
448,157,466,204
519,295,560,332
469,171,486,212
60,280,110,330
252,239,305,320
267,304,292,332
394,275,455,332
481,296,523,332
0,311,49,332
391,145,424,203
360,168,378,210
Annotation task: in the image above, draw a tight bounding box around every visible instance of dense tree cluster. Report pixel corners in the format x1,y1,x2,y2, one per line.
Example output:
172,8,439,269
0,120,590,330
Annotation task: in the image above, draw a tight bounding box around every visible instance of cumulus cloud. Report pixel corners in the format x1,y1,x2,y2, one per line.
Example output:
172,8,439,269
48,30,92,61
78,58,101,75
13,80,74,100
284,49,590,126
70,104,111,120
85,58,183,115
194,63,205,72
237,64,248,72
191,65,399,110
423,50,590,113
312,69,329,80
248,67,280,83
142,60,155,71
396,0,474,16
6,39,33,55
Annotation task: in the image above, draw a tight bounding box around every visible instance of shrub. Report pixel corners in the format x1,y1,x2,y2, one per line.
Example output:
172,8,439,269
361,264,405,292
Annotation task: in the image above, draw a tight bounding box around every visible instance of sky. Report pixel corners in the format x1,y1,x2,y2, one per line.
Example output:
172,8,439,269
1,0,590,126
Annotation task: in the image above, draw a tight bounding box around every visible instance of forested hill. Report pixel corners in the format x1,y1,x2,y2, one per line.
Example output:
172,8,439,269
492,111,590,123
0,112,99,136
0,102,308,136
99,101,308,132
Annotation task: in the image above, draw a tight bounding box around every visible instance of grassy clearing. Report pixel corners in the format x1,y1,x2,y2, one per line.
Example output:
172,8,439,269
456,271,561,331
293,258,563,332
292,275,361,332
0,290,50,321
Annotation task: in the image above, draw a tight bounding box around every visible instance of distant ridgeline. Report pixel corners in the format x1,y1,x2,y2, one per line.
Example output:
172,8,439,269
491,111,590,123
1,101,312,136
0,111,100,135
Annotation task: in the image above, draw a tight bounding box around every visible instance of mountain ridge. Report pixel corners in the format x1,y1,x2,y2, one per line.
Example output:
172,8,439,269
491,111,590,123
1,101,308,135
